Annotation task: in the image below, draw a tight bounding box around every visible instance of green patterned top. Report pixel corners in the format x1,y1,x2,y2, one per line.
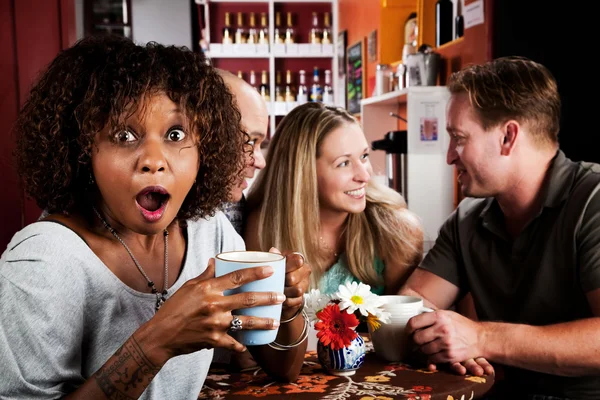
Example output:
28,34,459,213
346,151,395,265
318,253,385,295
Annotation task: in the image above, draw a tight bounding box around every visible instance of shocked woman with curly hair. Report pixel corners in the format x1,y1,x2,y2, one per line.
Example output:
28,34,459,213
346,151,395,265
0,35,306,398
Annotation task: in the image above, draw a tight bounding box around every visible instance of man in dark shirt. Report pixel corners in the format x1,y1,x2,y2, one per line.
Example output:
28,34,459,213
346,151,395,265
401,57,600,399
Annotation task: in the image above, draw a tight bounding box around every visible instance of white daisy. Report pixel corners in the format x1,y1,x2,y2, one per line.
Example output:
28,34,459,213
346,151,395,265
303,289,331,323
376,309,391,324
335,281,384,317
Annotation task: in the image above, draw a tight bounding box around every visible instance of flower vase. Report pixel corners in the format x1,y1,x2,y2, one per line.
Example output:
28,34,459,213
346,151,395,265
317,333,366,376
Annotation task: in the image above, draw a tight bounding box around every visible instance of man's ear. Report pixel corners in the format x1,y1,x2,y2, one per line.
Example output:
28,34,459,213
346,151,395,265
500,121,519,156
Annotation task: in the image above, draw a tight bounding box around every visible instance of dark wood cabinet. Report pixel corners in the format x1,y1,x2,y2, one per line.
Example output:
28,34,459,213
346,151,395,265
0,0,76,252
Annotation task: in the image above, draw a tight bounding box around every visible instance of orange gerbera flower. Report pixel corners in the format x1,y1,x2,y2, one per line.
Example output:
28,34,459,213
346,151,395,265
314,303,359,350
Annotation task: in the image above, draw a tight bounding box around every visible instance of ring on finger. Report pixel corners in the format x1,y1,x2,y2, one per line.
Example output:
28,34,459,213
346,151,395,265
290,252,305,265
230,316,243,332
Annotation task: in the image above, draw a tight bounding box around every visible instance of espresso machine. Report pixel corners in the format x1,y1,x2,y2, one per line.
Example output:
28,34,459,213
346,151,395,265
371,130,408,199
362,86,454,252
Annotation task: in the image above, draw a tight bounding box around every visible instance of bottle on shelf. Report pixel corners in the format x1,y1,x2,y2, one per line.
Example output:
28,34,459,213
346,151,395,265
275,71,284,102
284,70,295,104
222,12,233,44
235,12,247,44
259,70,270,101
247,12,258,44
285,12,295,44
249,70,258,90
310,12,321,44
402,12,418,62
455,0,464,39
322,69,333,106
274,11,284,44
322,12,332,45
435,0,453,47
237,70,244,81
259,12,269,45
296,69,308,105
310,67,322,103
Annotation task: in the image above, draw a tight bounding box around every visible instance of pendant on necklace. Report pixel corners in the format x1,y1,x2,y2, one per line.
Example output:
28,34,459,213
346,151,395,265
155,290,168,311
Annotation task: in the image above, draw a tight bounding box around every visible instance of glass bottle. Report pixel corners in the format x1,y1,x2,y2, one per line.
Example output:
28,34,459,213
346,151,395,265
222,12,233,44
235,12,247,44
322,70,333,105
259,70,270,101
237,70,244,81
284,70,295,103
274,11,284,44
322,12,332,45
309,12,321,44
455,1,464,39
285,12,295,44
296,70,308,105
310,66,322,103
275,71,284,102
435,0,453,47
259,12,269,45
247,12,258,44
249,70,258,90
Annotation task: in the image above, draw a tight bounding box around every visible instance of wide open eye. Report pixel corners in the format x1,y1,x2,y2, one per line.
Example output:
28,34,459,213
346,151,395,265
167,127,186,142
114,130,137,143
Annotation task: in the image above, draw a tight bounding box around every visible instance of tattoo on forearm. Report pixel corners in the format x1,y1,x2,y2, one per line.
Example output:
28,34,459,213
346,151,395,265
94,336,160,399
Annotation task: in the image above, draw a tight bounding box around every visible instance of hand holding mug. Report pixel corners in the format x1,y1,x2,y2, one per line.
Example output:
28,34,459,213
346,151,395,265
150,258,285,362
407,309,485,367
215,251,288,345
270,248,311,321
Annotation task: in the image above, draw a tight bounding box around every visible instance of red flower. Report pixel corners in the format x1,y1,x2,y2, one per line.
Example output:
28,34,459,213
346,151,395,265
314,303,359,350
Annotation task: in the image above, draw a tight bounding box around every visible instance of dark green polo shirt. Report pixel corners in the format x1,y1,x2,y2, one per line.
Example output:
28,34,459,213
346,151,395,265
420,150,600,397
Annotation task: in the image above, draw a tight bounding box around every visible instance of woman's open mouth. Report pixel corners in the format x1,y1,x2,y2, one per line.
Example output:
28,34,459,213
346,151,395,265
135,186,170,222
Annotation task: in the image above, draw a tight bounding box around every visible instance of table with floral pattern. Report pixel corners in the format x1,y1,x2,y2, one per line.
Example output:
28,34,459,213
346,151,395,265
199,338,494,400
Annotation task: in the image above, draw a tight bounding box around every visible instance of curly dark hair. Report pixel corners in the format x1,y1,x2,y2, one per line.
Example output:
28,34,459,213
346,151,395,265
14,35,245,220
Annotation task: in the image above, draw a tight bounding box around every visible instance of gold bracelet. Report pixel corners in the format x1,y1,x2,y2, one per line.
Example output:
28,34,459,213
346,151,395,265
279,302,304,324
267,310,309,351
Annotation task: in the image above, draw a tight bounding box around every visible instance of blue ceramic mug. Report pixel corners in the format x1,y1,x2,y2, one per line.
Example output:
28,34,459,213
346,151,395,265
215,251,286,346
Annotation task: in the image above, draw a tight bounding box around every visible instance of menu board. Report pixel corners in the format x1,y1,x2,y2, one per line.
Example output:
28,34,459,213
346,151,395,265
347,38,365,115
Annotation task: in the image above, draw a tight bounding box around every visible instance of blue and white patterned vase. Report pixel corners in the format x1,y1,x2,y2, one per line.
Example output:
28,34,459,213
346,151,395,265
317,333,366,376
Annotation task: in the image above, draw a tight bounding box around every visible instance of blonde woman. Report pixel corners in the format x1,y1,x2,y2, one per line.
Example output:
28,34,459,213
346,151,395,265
245,102,423,295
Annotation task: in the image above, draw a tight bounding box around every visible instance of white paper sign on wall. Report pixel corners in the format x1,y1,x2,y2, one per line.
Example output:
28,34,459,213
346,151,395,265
464,0,485,30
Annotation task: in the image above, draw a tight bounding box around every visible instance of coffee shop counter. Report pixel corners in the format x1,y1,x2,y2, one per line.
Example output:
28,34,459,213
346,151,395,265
199,336,494,399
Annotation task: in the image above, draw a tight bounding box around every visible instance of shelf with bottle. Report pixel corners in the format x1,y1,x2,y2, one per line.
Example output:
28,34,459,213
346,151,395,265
269,66,334,116
418,0,466,51
206,7,334,58
227,63,334,117
196,0,339,137
206,5,270,56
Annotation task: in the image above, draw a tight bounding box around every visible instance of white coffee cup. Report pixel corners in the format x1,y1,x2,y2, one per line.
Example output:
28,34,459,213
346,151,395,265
368,295,433,362
215,251,286,346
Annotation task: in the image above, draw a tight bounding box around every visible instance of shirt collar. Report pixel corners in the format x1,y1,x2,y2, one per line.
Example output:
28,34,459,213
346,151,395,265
478,149,575,221
539,150,576,208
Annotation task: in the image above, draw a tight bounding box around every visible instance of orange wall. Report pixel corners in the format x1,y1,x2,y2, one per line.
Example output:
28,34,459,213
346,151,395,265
339,0,380,97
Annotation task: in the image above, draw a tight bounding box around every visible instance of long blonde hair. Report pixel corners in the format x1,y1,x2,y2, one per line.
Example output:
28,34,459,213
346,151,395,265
247,103,423,289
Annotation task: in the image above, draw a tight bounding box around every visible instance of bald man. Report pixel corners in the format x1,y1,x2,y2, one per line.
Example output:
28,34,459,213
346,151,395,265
218,69,268,235
213,70,270,369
